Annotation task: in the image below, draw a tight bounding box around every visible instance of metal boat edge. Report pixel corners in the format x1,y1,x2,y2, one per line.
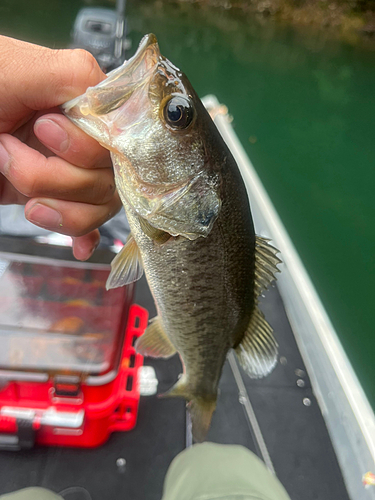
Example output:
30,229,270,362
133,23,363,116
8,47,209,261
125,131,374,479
202,94,375,500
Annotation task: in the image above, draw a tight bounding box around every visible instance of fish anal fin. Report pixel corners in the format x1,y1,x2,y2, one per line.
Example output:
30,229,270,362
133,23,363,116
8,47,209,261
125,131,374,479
235,306,278,379
255,236,282,297
135,316,176,358
106,234,143,290
159,376,189,399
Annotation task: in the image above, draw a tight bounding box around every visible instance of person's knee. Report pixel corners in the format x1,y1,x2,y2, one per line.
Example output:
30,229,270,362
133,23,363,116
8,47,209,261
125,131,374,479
0,487,63,500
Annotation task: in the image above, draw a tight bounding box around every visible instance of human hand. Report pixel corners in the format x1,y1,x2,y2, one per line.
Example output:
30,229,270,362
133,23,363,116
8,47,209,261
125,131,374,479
0,36,122,260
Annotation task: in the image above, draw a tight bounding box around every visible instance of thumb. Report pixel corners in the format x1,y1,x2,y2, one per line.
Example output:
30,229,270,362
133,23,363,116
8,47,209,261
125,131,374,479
0,36,105,133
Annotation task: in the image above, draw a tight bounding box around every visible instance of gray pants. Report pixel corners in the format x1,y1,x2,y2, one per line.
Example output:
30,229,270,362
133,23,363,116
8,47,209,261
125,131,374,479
0,443,291,500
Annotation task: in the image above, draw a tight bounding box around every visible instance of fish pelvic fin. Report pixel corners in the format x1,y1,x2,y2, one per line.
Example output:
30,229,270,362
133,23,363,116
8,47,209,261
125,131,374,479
135,316,176,358
235,306,278,379
106,233,143,290
161,377,216,443
255,236,282,297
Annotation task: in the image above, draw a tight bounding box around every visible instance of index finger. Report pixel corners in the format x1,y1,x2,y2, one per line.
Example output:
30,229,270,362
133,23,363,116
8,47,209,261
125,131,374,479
0,36,105,133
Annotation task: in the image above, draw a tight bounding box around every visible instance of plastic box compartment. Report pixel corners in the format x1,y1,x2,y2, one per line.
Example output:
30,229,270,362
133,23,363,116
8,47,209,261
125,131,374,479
0,253,148,449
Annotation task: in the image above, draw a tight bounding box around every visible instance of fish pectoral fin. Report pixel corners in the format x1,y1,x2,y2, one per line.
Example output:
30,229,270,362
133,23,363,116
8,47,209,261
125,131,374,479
235,306,278,378
138,215,171,244
161,377,216,443
134,316,176,358
106,234,143,290
255,236,282,297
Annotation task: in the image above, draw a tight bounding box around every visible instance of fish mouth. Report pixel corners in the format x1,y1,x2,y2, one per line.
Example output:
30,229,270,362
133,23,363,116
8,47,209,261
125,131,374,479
61,34,161,143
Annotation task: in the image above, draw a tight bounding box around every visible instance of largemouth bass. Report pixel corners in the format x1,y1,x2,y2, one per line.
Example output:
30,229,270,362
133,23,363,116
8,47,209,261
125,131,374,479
63,34,281,441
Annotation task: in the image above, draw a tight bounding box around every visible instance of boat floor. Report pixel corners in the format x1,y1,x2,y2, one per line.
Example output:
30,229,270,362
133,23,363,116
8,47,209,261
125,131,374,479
0,238,350,500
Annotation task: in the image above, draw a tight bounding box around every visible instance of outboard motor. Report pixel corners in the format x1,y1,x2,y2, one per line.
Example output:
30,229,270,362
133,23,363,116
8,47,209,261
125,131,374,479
70,1,130,72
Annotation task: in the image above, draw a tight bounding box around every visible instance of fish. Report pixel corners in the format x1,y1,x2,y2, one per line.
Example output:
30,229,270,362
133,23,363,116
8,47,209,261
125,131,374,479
62,34,281,442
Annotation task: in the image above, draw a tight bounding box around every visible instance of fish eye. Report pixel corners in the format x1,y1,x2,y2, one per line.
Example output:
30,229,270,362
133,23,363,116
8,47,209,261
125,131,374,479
163,95,194,130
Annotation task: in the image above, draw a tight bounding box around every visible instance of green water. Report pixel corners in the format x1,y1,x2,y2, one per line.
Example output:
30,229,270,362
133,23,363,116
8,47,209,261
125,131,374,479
0,0,374,406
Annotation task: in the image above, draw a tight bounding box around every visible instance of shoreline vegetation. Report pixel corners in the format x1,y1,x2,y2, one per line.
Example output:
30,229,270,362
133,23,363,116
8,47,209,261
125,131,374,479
170,0,375,46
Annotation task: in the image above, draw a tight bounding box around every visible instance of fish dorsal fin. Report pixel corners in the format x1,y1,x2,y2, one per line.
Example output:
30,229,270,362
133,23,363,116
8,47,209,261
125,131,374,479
235,306,278,378
138,215,171,244
255,236,282,297
106,234,143,290
135,316,176,358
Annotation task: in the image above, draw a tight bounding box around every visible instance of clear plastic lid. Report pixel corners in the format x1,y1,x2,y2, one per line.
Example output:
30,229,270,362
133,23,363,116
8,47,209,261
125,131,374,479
0,253,133,377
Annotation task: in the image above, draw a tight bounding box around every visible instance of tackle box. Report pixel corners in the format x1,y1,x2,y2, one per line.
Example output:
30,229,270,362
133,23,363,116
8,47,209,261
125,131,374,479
0,252,148,449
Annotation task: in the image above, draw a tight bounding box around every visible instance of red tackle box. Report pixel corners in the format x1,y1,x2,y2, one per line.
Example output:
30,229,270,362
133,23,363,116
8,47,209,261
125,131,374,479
0,252,148,449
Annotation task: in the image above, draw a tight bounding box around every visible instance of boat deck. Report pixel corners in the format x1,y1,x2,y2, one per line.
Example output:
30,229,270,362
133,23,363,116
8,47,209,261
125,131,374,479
0,237,350,500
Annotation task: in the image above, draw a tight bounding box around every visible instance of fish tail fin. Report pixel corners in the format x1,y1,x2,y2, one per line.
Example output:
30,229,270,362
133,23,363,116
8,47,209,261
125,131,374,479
188,397,217,443
235,305,278,378
160,378,216,442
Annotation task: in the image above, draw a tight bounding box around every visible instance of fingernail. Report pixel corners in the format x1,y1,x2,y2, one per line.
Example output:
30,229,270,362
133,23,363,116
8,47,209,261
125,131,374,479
90,240,100,256
85,244,98,261
0,142,10,174
34,119,69,153
73,238,99,261
26,203,63,229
